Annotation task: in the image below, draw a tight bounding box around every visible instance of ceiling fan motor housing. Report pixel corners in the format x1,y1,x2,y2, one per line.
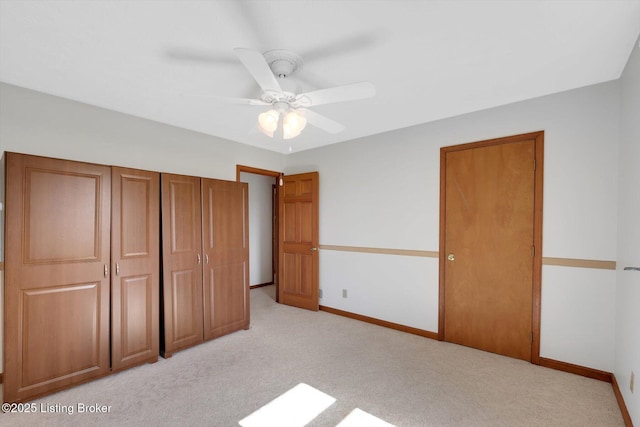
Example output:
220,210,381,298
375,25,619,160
263,49,303,78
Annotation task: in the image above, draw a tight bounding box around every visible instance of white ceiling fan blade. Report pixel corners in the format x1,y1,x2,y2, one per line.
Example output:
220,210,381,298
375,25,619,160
294,82,375,107
210,96,269,106
234,47,282,94
178,93,269,106
301,109,345,134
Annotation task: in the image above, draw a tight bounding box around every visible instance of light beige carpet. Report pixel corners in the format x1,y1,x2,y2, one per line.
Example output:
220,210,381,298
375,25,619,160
0,285,624,426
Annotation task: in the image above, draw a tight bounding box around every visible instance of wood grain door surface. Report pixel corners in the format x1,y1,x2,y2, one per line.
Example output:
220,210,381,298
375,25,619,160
4,153,111,402
202,179,250,340
278,172,319,311
272,184,279,303
160,173,203,357
443,139,535,361
111,167,160,370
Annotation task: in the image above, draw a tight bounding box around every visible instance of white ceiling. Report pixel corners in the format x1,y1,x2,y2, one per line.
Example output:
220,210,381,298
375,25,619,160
1,1,639,154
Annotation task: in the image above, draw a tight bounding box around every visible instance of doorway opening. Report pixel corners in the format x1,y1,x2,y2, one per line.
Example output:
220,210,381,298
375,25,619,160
237,165,281,302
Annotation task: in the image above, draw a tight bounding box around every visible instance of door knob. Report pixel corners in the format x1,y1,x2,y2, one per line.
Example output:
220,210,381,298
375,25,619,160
310,247,318,252
447,253,455,261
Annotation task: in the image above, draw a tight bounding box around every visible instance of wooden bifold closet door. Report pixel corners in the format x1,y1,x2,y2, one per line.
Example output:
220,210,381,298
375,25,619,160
111,167,160,371
161,174,249,357
202,179,250,341
3,153,247,400
4,154,161,403
4,153,111,402
160,174,204,356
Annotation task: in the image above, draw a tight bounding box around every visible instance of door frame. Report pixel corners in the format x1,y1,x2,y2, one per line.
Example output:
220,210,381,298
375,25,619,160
438,131,544,364
236,165,282,302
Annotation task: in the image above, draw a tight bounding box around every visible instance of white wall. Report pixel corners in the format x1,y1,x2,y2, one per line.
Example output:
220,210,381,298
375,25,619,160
285,80,620,372
0,83,283,183
615,36,640,424
321,251,439,330
0,82,284,374
240,172,275,286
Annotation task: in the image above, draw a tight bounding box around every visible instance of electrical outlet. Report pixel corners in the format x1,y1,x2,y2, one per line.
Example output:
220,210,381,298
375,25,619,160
631,371,635,393
342,289,347,298
319,289,323,299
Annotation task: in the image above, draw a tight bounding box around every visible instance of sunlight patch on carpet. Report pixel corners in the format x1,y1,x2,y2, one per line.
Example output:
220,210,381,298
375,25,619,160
336,408,396,427
239,383,336,427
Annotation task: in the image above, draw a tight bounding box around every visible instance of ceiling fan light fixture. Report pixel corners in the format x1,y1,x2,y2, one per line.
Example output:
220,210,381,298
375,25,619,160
283,111,307,140
213,48,375,143
258,109,280,137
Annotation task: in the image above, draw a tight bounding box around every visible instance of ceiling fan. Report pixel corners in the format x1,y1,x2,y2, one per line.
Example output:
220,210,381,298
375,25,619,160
213,48,376,140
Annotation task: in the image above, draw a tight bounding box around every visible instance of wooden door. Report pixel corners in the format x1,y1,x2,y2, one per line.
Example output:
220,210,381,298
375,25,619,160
4,153,111,402
202,179,250,340
160,173,203,357
278,172,319,311
272,184,279,303
111,167,160,370
440,133,542,362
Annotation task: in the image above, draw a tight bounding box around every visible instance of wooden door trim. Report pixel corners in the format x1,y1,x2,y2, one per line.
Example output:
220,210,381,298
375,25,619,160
531,132,544,365
438,131,544,365
236,165,282,302
236,165,281,180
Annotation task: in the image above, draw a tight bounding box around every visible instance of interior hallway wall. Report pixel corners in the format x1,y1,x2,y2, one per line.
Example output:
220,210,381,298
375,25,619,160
240,172,275,286
284,79,620,373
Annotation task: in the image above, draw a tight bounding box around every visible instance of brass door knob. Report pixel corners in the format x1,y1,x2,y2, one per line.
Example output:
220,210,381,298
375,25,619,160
447,253,455,261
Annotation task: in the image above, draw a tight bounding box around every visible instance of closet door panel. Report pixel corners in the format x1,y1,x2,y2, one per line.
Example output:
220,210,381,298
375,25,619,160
161,174,203,356
4,153,110,403
118,275,154,355
24,169,101,262
111,167,159,370
202,179,250,341
209,262,248,326
22,284,101,386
